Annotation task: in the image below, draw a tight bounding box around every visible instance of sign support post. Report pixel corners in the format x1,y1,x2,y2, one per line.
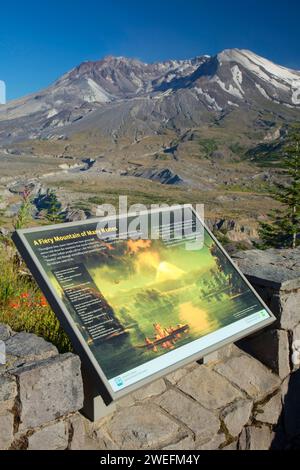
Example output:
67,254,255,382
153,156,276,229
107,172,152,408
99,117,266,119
81,369,116,421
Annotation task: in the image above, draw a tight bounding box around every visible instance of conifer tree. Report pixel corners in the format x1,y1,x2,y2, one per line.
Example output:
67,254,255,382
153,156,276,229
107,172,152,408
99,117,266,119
45,189,63,223
259,133,300,249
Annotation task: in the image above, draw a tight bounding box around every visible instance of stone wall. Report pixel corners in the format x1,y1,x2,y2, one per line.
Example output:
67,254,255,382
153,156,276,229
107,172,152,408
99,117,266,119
233,247,300,380
1,247,300,450
0,327,84,450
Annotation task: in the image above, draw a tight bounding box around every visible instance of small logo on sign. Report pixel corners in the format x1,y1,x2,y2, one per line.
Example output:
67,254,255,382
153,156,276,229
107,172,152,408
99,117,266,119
0,340,6,365
114,377,124,387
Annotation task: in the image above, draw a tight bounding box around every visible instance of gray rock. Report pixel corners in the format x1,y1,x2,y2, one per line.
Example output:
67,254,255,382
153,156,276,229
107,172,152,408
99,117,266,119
27,421,68,450
163,436,195,450
215,344,241,361
239,329,290,380
239,263,300,291
222,440,238,450
214,355,281,401
234,248,300,329
0,226,10,235
5,332,58,363
198,433,226,450
221,399,253,437
279,292,300,330
8,180,38,195
156,390,220,441
65,209,87,222
68,414,87,450
0,375,17,411
0,323,12,341
233,248,300,291
255,392,282,425
12,353,83,430
177,365,242,410
293,323,300,343
5,202,23,218
132,379,166,401
133,167,184,186
106,404,180,449
239,425,274,450
166,363,197,385
74,437,103,450
92,427,119,450
0,354,25,375
0,411,14,450
115,394,136,409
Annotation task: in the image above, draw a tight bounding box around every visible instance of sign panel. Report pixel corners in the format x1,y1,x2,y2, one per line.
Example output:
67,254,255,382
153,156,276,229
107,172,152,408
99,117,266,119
13,206,275,402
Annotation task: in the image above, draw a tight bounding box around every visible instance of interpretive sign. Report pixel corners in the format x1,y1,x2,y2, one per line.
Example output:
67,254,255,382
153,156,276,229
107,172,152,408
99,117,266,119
13,206,275,403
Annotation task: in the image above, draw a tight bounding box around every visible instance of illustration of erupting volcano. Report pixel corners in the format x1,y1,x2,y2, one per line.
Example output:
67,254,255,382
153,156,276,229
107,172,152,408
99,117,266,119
127,239,186,283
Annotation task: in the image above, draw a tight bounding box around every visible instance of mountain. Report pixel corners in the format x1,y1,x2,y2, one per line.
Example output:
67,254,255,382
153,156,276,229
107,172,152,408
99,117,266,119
1,49,300,147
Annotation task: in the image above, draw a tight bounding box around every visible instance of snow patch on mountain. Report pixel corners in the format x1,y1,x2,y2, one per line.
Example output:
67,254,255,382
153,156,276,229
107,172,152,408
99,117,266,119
47,108,58,119
228,101,239,108
255,83,271,100
218,49,300,106
153,89,173,101
220,49,300,81
213,76,244,99
218,49,300,90
231,65,244,95
85,78,112,103
292,82,300,105
240,50,300,82
195,87,222,111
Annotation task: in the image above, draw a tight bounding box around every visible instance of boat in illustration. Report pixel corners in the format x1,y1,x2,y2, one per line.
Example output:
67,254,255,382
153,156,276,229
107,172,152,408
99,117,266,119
138,323,189,351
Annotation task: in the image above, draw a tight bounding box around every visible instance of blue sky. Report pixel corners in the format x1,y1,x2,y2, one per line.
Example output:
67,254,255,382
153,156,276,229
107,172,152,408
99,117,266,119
1,0,299,101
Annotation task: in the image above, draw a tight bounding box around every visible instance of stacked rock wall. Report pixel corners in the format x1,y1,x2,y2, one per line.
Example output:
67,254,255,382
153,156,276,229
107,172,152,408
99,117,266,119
0,327,84,450
233,248,300,375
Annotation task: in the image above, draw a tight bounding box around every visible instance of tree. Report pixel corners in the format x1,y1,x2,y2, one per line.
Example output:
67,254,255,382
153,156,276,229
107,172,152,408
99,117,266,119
259,133,300,249
44,189,63,223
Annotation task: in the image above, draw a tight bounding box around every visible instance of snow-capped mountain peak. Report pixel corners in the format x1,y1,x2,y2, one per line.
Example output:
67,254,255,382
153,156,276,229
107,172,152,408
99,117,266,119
216,49,300,106
1,49,300,144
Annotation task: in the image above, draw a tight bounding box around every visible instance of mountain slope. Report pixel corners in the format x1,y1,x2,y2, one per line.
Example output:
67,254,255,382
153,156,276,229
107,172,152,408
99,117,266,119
0,49,300,146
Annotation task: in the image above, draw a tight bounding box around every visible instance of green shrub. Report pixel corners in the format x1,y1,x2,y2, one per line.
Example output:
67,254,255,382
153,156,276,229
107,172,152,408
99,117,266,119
198,138,218,158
